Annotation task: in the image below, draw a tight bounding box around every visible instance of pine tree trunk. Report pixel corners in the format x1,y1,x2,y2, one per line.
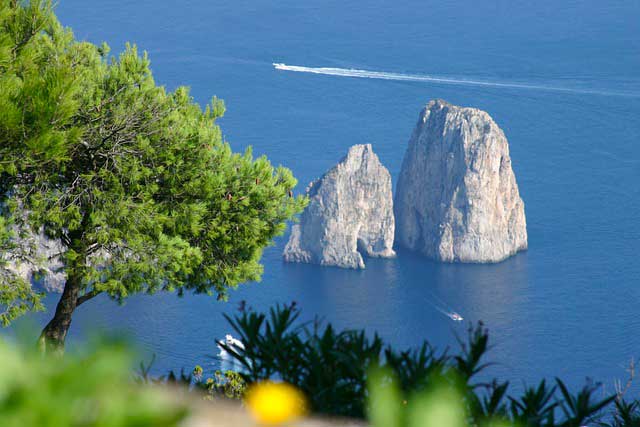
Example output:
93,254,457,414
38,272,80,353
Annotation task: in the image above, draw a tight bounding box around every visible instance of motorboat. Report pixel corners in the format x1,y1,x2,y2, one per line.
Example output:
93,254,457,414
450,313,463,322
217,334,245,358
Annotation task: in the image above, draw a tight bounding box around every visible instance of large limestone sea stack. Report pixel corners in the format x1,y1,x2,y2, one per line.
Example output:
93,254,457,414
283,144,395,269
395,100,527,263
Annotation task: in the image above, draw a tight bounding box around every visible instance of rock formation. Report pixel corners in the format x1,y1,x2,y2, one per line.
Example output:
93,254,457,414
4,231,66,292
283,144,395,269
395,99,527,263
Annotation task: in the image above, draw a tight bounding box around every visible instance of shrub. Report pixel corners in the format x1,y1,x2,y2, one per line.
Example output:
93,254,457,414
0,338,189,427
219,304,622,426
139,355,247,401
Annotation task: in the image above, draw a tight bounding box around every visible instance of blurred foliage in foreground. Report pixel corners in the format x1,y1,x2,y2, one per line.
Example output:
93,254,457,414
218,304,640,426
1,305,639,426
0,338,189,427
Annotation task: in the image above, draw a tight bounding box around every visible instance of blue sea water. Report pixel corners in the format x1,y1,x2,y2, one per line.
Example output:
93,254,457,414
23,0,640,395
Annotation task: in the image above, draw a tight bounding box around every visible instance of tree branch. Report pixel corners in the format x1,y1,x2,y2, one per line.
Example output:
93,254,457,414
76,289,102,306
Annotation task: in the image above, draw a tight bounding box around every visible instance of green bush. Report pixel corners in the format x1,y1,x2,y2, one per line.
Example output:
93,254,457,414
218,304,638,426
0,338,189,427
139,356,247,401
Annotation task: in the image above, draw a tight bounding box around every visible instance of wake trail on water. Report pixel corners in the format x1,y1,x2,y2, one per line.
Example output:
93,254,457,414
273,63,639,98
424,289,463,322
434,305,461,321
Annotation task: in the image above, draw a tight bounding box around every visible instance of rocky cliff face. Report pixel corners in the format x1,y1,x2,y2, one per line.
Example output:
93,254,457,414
395,99,527,263
283,144,395,269
5,231,66,292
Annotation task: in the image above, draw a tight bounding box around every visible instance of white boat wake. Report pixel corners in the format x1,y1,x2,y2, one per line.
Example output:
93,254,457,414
273,63,638,98
434,306,464,322
424,289,464,322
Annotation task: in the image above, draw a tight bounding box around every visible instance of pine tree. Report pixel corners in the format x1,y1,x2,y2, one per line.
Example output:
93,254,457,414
0,0,306,351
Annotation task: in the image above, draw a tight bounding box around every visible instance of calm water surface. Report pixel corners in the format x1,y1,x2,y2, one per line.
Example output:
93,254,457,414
21,0,640,395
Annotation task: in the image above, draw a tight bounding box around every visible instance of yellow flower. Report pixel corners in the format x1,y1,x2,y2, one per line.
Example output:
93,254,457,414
245,381,307,425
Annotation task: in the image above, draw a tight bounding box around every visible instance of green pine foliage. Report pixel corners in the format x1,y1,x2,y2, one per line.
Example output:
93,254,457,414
0,1,307,347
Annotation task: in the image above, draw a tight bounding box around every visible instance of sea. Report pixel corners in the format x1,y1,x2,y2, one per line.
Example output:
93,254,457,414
19,0,640,396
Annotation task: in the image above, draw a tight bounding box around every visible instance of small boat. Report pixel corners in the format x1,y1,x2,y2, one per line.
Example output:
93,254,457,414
450,313,463,321
217,334,245,358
